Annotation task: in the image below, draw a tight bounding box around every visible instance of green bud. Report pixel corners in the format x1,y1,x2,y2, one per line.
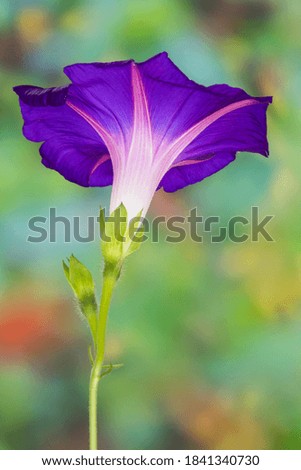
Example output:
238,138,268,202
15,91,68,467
63,255,98,343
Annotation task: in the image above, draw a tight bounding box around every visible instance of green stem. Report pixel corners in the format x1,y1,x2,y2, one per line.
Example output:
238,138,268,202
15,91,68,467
89,362,102,450
89,265,119,450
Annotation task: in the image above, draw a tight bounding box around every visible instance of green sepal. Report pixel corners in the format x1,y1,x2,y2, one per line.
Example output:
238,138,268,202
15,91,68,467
63,255,98,344
99,204,127,267
125,214,145,258
99,205,145,266
88,345,95,366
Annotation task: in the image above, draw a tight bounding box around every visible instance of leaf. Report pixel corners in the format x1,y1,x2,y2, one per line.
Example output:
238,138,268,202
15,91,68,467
100,363,124,379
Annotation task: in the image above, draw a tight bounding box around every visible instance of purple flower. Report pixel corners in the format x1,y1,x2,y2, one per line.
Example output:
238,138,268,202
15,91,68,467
14,52,272,219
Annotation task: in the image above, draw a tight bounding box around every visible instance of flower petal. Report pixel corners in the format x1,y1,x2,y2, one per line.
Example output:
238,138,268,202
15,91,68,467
171,87,271,165
159,152,236,192
63,60,154,218
13,85,112,187
137,54,271,163
64,61,134,155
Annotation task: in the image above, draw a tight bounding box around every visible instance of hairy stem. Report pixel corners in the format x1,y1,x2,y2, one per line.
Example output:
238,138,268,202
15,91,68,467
89,266,119,450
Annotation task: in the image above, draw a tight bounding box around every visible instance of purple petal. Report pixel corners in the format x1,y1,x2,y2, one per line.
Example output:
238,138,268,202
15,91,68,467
13,85,69,106
172,86,272,164
137,55,271,159
158,152,236,192
14,85,112,187
64,60,154,218
64,61,134,152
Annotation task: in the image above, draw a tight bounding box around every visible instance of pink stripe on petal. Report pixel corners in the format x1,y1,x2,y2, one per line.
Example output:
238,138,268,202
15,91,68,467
109,64,154,218
89,153,110,176
66,100,119,159
159,99,259,170
123,63,153,182
171,155,213,168
130,63,152,158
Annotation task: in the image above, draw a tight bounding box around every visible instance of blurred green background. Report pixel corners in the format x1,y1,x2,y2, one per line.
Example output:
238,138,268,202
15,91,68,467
0,0,301,450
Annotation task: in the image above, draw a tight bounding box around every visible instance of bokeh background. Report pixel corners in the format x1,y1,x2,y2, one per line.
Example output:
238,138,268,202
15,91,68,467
0,0,300,450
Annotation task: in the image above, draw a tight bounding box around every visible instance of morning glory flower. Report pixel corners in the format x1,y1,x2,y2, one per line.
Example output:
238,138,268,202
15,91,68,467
13,52,273,451
14,52,271,220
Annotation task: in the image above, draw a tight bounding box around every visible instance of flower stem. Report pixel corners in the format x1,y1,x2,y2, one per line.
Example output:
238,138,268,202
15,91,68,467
89,265,119,450
89,363,102,450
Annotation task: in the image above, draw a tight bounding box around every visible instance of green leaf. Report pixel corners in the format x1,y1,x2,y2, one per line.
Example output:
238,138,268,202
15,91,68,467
100,363,123,378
